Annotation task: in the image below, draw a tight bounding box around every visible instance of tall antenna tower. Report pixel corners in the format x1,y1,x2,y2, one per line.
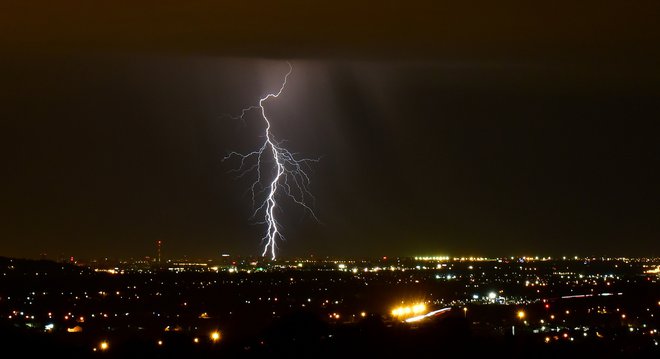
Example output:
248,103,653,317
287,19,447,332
156,240,162,264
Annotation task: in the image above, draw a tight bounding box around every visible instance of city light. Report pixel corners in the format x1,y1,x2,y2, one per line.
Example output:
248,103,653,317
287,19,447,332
67,326,82,333
391,303,427,318
404,307,452,323
210,331,221,343
414,256,450,261
3,254,659,355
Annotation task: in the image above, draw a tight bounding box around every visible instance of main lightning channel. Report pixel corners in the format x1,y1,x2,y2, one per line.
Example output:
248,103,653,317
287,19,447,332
224,63,318,260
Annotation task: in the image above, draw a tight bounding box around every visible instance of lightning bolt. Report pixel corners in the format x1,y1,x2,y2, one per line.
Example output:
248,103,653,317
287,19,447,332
224,62,319,260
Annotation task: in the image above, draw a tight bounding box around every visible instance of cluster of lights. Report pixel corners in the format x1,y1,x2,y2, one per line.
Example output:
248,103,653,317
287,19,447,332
545,333,576,343
414,256,450,261
454,257,491,262
94,269,122,275
92,331,221,352
92,340,109,352
646,266,660,274
391,303,427,318
516,256,553,261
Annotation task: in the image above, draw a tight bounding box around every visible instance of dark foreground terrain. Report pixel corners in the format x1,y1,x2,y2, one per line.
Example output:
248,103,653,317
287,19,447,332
1,256,659,358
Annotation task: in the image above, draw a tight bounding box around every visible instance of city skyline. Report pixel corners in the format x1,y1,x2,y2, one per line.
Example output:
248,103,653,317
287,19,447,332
1,254,659,357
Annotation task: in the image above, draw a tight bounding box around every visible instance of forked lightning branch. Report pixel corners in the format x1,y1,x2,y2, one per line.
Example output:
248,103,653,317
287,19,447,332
224,63,319,260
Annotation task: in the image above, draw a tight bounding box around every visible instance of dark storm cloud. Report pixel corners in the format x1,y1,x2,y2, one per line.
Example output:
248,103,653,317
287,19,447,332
0,2,659,259
2,1,660,64
316,63,660,257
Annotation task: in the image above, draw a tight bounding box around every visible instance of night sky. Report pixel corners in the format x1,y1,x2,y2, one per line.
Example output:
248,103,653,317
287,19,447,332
1,1,659,259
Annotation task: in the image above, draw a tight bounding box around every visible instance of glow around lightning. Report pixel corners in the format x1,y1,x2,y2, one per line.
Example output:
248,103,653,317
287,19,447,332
224,63,318,260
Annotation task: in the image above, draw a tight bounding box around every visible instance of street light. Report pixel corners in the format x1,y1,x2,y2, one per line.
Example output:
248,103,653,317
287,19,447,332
210,331,221,343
